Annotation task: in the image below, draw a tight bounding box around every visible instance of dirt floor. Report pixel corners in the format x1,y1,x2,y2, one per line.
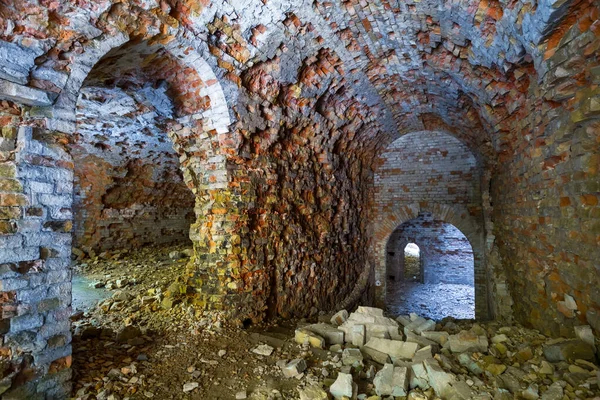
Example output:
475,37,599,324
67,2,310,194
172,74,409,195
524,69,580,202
70,245,600,400
71,245,310,400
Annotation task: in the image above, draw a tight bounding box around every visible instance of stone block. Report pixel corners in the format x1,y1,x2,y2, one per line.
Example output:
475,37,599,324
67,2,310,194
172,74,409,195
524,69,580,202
0,79,55,106
329,372,355,399
304,323,344,345
331,309,348,326
447,331,488,353
295,328,325,349
341,348,363,367
374,363,408,396
356,306,385,317
542,339,595,361
10,313,43,333
282,359,307,378
360,345,391,364
364,337,418,363
423,359,456,398
410,362,430,389
351,324,365,346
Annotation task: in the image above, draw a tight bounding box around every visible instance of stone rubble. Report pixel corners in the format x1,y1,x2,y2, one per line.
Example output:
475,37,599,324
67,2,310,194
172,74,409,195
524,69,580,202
68,250,599,399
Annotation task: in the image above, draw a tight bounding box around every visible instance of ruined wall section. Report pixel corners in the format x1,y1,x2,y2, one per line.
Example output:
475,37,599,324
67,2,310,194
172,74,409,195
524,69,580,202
491,3,600,337
207,15,384,320
386,213,474,286
71,86,194,256
0,103,73,398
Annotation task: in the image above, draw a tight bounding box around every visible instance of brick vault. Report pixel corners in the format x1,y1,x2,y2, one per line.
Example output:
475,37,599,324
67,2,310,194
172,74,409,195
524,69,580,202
0,0,598,397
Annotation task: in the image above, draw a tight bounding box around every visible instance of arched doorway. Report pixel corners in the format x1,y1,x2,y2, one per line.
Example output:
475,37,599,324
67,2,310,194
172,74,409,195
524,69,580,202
385,212,475,320
403,243,422,282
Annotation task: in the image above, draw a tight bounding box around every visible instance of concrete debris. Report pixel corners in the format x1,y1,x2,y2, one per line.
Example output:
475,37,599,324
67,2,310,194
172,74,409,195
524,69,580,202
281,359,307,378
68,279,600,400
373,363,408,396
182,382,199,392
252,344,274,356
329,372,355,399
331,310,349,326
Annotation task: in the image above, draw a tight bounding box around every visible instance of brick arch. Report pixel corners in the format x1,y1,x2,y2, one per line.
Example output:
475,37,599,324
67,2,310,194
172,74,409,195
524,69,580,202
372,203,489,319
385,233,427,282
48,31,234,152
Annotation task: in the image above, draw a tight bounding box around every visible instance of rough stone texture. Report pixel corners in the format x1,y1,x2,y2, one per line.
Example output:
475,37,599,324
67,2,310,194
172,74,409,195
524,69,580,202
71,85,195,254
0,0,598,397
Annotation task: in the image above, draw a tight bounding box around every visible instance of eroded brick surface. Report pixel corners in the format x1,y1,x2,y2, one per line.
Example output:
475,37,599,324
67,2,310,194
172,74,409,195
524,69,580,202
0,0,598,397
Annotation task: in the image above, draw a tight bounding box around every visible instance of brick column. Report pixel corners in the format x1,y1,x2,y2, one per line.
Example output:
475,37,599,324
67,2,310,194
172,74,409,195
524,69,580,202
0,126,72,399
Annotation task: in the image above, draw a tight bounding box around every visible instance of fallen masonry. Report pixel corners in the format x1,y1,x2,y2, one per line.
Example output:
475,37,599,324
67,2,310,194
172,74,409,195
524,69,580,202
58,247,600,398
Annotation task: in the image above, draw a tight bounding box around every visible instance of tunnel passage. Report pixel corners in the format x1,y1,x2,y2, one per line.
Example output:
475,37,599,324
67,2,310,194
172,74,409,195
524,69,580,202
71,84,195,256
372,130,488,319
66,39,221,257
385,212,475,320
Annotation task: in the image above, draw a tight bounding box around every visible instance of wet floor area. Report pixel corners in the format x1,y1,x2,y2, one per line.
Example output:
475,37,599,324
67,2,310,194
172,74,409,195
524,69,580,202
72,274,110,312
386,280,475,320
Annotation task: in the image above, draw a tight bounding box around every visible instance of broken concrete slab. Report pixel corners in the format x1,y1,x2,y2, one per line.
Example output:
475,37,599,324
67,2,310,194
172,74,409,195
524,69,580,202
447,330,489,353
364,337,418,363
304,323,344,345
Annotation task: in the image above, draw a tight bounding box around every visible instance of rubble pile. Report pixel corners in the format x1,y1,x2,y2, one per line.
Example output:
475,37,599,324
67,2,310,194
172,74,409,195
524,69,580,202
285,307,599,400
71,248,599,399
72,245,197,332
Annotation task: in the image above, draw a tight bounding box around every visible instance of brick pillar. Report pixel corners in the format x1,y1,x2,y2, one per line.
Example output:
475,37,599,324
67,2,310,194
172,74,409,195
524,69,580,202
0,126,72,399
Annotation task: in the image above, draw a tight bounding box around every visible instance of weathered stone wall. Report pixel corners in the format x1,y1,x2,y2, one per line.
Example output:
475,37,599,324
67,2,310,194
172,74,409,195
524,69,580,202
70,85,194,255
0,0,599,397
0,108,73,398
386,213,474,286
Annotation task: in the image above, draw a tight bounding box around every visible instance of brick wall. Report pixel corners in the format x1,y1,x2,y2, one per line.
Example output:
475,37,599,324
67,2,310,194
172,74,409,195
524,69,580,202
70,85,195,255
375,131,480,206
371,131,487,318
386,212,474,286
